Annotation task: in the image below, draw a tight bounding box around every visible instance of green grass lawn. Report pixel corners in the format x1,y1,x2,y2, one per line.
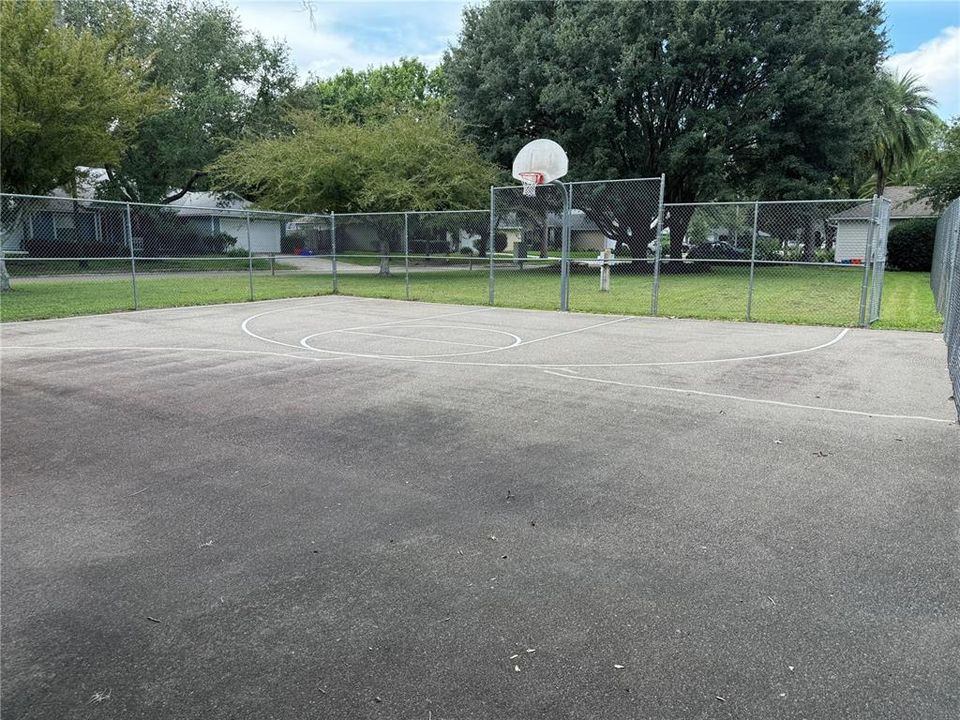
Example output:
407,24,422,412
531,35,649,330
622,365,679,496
0,264,942,331
5,257,281,276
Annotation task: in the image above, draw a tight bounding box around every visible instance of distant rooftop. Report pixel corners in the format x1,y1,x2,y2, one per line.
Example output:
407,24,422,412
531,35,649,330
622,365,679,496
831,186,937,220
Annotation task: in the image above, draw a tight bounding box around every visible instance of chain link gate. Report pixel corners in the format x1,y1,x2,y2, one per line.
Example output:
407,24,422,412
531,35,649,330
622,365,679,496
867,197,892,325
931,196,960,419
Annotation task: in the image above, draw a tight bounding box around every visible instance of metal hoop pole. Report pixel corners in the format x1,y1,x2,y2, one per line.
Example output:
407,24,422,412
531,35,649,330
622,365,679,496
488,186,496,306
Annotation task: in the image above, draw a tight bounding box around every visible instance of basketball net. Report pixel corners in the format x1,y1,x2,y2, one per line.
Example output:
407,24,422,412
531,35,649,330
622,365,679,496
519,171,545,197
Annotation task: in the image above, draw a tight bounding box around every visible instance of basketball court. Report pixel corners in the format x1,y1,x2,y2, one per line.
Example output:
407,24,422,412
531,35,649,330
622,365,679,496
2,294,958,719
3,140,958,719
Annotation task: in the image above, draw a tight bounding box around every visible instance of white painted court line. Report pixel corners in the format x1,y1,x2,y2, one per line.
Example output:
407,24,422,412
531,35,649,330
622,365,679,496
340,330,502,349
297,324,850,369
243,303,492,352
509,315,635,350
542,370,954,424
242,299,851,370
297,314,632,360
535,328,851,368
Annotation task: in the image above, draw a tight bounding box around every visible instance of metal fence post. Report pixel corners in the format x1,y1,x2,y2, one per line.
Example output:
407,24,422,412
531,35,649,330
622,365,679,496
650,174,666,315
858,196,878,327
245,212,254,301
746,200,760,320
124,203,139,310
488,186,496,306
558,181,572,311
403,211,411,301
330,212,338,294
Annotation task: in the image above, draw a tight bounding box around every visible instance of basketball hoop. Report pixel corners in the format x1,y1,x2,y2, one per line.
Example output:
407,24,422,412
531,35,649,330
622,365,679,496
512,139,568,196
518,171,545,197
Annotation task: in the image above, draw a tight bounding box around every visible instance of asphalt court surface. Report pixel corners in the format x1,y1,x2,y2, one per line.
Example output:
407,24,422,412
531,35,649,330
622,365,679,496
2,296,958,719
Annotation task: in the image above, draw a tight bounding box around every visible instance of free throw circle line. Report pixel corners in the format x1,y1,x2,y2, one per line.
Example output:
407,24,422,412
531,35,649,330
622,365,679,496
301,324,523,359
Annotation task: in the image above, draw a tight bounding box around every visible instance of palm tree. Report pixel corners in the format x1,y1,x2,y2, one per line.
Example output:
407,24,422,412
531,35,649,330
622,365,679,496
867,70,939,197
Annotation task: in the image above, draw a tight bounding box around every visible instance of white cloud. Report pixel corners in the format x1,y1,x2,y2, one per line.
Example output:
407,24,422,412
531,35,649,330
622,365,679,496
885,26,960,120
231,1,468,82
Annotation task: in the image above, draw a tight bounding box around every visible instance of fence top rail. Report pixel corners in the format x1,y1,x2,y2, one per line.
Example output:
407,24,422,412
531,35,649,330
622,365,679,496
665,198,875,208
565,177,662,185
664,201,758,207
333,208,487,219
0,192,329,220
403,209,489,216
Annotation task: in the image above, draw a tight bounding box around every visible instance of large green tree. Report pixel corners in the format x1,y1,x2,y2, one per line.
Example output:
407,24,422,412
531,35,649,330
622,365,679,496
208,108,497,213
0,0,161,196
918,119,960,210
209,108,497,275
289,57,446,122
61,0,297,203
444,0,886,258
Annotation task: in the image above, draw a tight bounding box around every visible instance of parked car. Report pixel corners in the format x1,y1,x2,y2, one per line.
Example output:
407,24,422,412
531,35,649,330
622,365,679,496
685,240,746,261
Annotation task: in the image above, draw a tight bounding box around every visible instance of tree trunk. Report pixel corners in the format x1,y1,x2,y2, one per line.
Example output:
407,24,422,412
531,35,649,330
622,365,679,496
378,239,390,277
664,205,694,264
802,222,815,262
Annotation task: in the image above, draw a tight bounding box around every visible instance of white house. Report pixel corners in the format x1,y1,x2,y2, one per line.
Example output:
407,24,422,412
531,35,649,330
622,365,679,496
2,170,287,255
831,186,937,262
167,192,285,253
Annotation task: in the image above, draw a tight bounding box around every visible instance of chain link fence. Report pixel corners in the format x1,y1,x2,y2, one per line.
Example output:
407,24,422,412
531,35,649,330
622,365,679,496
1,188,893,328
489,184,566,311
566,178,664,315
931,196,960,418
651,198,890,326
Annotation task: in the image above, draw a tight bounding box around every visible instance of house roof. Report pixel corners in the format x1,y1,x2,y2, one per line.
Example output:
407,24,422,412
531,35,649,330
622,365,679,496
165,191,250,217
43,169,253,217
831,186,937,221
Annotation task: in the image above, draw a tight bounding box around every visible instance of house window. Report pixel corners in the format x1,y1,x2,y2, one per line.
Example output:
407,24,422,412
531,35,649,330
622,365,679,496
52,214,77,243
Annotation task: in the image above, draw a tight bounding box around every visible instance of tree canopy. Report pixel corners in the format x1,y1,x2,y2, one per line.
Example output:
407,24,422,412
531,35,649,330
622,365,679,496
918,119,960,210
208,108,499,214
0,0,162,196
61,0,297,203
445,0,885,201
444,0,886,256
289,57,446,122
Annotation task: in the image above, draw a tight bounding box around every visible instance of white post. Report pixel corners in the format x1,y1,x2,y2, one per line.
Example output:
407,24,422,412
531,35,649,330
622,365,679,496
600,247,611,292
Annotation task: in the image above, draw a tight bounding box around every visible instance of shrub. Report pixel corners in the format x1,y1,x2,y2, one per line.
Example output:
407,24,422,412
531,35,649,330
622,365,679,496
754,237,782,261
494,231,508,253
23,237,126,258
459,246,476,256
815,247,835,263
886,217,938,271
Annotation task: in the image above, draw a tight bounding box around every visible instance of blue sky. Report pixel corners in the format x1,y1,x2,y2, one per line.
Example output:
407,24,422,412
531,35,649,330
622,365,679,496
233,0,959,119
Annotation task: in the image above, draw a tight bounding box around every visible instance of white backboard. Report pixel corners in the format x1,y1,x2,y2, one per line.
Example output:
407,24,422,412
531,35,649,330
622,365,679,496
512,139,569,185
